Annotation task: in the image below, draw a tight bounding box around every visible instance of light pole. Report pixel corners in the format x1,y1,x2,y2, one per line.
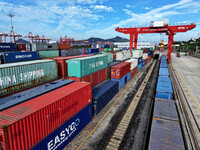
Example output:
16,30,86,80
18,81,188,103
8,14,15,43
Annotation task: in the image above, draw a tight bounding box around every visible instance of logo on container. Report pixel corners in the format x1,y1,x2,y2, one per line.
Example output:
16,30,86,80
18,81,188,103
47,118,80,150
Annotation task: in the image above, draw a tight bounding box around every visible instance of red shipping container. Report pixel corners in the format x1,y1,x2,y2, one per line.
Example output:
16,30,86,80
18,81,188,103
111,62,131,79
113,53,116,59
81,49,85,55
131,66,137,78
17,44,26,51
68,68,107,87
57,43,71,50
0,82,91,150
143,48,147,53
145,59,147,64
99,48,104,52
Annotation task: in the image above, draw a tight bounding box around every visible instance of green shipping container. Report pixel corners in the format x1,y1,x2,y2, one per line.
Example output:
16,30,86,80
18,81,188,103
0,60,58,97
67,55,108,78
104,48,113,52
99,52,113,63
39,50,59,58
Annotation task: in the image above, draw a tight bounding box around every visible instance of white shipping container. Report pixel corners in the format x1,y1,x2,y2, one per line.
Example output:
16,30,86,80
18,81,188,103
126,58,138,70
142,53,148,60
113,47,120,51
132,50,143,58
116,50,131,61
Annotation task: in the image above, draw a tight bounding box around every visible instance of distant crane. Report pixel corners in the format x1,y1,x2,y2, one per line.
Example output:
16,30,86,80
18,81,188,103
115,20,196,63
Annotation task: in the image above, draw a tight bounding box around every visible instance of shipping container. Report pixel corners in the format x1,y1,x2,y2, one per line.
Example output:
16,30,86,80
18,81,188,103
160,62,168,68
0,60,58,97
161,59,167,63
99,48,104,52
131,66,137,78
57,43,71,50
67,55,108,78
159,68,169,76
68,68,107,88
111,72,130,89
104,48,113,52
116,50,131,61
92,80,119,115
149,119,184,150
153,99,179,121
142,53,148,59
17,44,26,51
39,50,59,58
142,59,145,66
100,52,113,63
31,43,58,51
125,58,138,70
91,48,99,54
0,43,17,52
143,48,147,53
0,51,39,63
31,103,92,150
48,55,92,77
145,59,147,64
156,76,173,100
61,49,80,57
111,62,131,79
107,62,121,79
132,49,143,58
0,82,91,150
0,79,73,111
137,62,143,71
161,55,166,59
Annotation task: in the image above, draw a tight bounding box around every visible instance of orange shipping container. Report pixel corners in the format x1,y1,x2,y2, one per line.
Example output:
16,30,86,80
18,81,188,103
58,43,71,50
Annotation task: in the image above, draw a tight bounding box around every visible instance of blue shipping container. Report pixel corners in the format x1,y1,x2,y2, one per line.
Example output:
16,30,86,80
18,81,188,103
0,43,17,52
154,99,179,121
142,59,145,66
137,57,143,64
156,76,173,100
92,80,119,115
31,103,92,150
161,59,167,63
0,79,73,111
149,119,184,150
111,72,130,89
91,48,99,54
161,55,166,59
159,68,169,76
160,62,167,68
137,62,143,71
150,51,153,56
85,48,91,54
0,51,39,63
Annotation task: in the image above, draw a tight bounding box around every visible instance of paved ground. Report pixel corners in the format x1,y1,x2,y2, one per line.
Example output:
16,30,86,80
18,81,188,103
171,53,200,119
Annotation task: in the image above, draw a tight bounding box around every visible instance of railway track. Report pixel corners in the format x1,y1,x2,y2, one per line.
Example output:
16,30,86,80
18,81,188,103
169,63,200,150
105,60,157,150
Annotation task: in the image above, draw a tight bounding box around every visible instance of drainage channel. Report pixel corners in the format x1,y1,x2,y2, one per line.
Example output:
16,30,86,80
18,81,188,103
105,60,157,150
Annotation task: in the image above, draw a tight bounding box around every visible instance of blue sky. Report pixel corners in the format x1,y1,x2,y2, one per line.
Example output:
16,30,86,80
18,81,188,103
0,0,200,42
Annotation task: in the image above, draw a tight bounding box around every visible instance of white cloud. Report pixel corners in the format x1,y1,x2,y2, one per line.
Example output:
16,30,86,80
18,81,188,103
90,5,114,12
125,5,135,8
143,7,152,10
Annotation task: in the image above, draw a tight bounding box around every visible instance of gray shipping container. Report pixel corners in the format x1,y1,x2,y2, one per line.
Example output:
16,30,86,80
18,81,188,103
31,43,58,51
61,49,80,57
0,60,58,97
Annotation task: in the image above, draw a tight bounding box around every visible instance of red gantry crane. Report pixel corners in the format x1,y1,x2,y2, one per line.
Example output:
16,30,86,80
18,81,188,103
115,20,196,63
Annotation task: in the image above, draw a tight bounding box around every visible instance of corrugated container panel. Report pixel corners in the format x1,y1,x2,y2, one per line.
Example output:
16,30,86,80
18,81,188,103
57,43,71,50
39,50,59,58
31,103,92,150
160,62,168,68
17,44,26,51
161,55,166,59
159,68,169,76
67,55,108,78
0,79,73,111
137,62,143,71
0,60,58,97
31,43,58,51
149,119,185,150
125,58,138,70
68,68,107,88
100,53,113,63
92,80,119,115
111,72,130,89
116,50,131,61
131,67,137,78
161,59,167,63
61,49,80,57
142,59,145,66
111,62,131,79
0,43,17,52
0,82,91,150
107,62,121,79
156,76,173,100
47,55,92,77
132,49,143,58
0,51,39,63
153,99,179,121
